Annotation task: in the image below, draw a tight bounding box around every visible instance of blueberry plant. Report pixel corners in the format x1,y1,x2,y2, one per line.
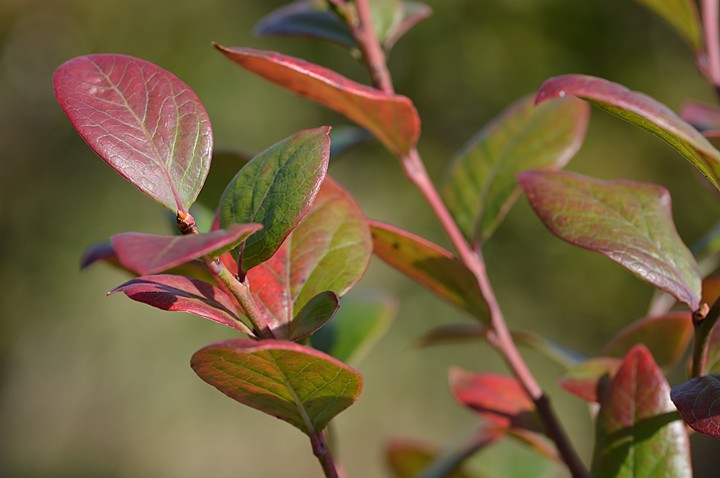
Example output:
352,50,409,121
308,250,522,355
54,0,720,476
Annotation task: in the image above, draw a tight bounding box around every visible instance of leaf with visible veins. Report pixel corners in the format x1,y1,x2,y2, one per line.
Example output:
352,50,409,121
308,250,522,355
671,374,720,439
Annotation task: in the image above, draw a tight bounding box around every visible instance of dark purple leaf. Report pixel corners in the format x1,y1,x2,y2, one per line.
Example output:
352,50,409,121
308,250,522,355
671,374,720,439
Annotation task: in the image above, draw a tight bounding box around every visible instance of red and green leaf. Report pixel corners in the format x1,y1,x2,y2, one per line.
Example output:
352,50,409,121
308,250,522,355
385,439,484,478
634,0,702,51
559,357,621,403
518,170,702,310
191,339,363,435
671,374,720,439
54,54,212,212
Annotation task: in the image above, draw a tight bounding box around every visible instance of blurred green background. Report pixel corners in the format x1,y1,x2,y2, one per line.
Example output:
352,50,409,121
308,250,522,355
2,0,720,476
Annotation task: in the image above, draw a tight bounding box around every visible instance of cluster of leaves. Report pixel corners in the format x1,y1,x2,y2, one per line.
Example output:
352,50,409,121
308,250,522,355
55,0,720,477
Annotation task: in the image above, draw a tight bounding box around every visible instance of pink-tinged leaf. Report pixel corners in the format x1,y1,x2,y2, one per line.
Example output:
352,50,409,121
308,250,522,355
518,170,702,310
602,312,693,369
634,0,702,51
370,221,489,322
219,127,330,273
559,357,621,403
384,2,433,50
536,75,720,191
54,54,212,212
449,368,540,433
680,101,720,133
591,345,691,477
111,223,262,276
385,439,487,478
110,275,249,334
214,44,420,156
442,95,589,244
80,242,119,270
191,339,363,435
671,374,720,438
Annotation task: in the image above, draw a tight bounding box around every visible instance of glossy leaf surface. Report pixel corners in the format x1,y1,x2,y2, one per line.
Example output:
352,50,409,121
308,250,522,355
559,358,621,403
214,44,420,155
191,339,362,435
537,75,720,191
111,224,261,276
311,291,396,364
370,221,489,322
219,127,330,273
635,0,702,51
386,440,479,478
602,312,692,368
442,95,588,243
519,170,702,310
671,374,720,438
591,346,690,478
54,54,212,212
110,274,249,333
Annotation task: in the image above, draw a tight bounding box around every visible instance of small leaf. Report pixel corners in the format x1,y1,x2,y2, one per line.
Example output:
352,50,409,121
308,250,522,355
442,95,589,244
329,125,374,159
214,44,420,155
110,275,249,333
518,170,702,310
289,291,339,341
590,345,690,478
536,75,720,192
191,339,363,435
384,2,433,50
671,374,720,439
365,0,403,45
370,221,490,322
385,440,481,478
602,312,693,368
54,54,212,212
634,0,702,51
311,290,397,364
219,127,330,273
111,224,261,276
559,357,621,403
680,101,720,133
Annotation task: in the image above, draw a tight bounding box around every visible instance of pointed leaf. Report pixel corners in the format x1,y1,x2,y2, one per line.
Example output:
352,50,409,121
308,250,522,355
214,44,420,155
311,291,396,363
111,224,261,276
442,95,589,243
386,440,481,478
602,312,693,368
559,357,621,403
518,170,702,310
536,75,720,192
370,221,490,322
671,374,720,438
54,54,212,212
591,345,691,478
288,291,339,341
191,339,363,435
384,2,433,50
634,0,702,51
219,127,330,273
110,274,249,333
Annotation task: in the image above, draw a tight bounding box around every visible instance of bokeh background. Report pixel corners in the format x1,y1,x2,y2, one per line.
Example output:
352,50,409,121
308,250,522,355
2,0,720,476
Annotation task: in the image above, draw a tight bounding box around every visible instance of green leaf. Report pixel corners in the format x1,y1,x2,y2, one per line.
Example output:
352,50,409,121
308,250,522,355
537,75,720,192
518,170,702,310
634,0,702,51
590,345,690,478
219,127,331,273
386,440,481,478
191,339,362,435
365,0,403,44
442,95,589,244
370,221,490,322
289,291,340,341
384,2,433,50
671,374,720,439
311,290,396,364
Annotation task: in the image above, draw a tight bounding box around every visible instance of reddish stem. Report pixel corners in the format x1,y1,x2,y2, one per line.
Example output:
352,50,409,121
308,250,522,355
703,0,720,94
351,0,395,94
311,431,341,478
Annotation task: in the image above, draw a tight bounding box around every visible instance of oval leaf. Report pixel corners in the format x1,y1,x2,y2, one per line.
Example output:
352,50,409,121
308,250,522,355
110,274,249,333
191,339,363,435
442,95,589,243
518,170,702,310
370,221,490,322
537,75,720,191
111,224,261,276
288,291,339,341
54,54,213,212
219,127,330,273
635,0,702,51
214,44,420,156
671,374,720,438
591,345,691,478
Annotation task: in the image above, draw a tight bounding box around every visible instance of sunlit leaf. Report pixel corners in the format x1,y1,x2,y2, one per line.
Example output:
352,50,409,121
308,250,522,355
288,291,339,340
384,2,433,50
442,95,589,244
54,54,212,212
219,127,330,273
110,274,250,334
671,374,720,439
536,75,720,191
559,357,621,403
591,345,690,478
385,440,482,478
191,339,363,435
214,44,420,155
111,224,262,276
370,221,489,322
634,0,702,51
518,170,702,310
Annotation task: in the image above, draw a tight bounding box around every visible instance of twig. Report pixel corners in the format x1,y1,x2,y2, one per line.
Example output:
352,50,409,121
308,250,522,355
311,431,341,478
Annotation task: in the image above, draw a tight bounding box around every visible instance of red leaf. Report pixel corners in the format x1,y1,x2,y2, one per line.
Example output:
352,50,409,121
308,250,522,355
558,357,621,403
214,45,420,155
671,374,720,439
